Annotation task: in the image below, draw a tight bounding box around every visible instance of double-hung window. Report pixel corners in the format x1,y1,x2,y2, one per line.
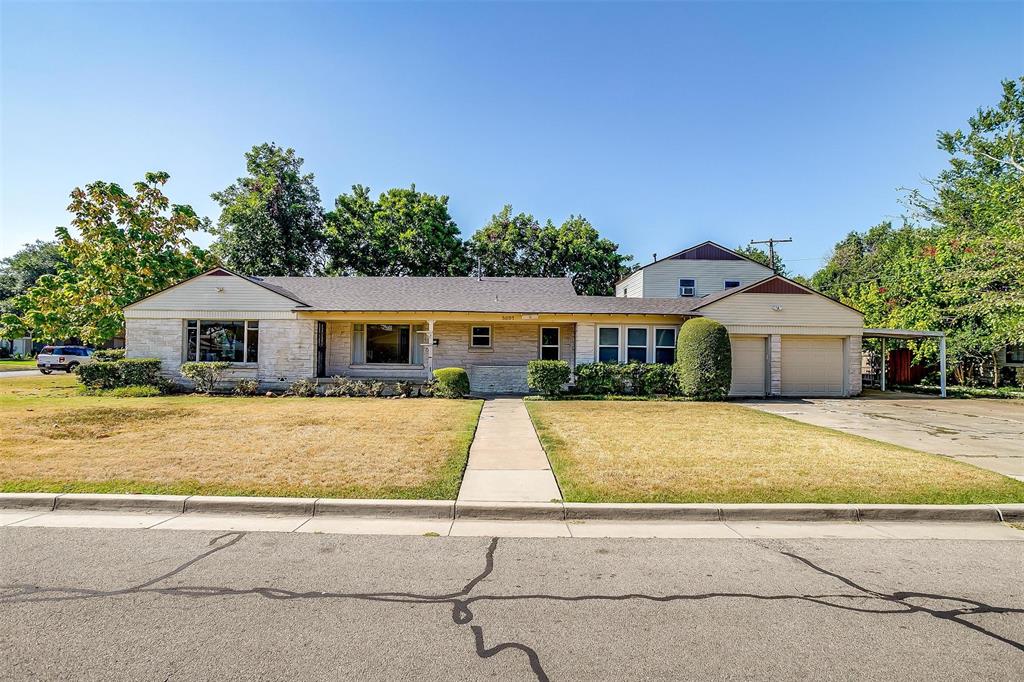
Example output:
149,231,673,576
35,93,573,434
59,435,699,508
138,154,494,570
655,328,676,364
597,327,620,363
540,327,560,360
470,326,492,348
679,278,696,297
626,328,648,363
185,320,258,363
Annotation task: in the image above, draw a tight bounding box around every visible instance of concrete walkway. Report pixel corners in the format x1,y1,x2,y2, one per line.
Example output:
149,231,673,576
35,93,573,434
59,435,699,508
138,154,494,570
456,398,562,504
0,369,43,379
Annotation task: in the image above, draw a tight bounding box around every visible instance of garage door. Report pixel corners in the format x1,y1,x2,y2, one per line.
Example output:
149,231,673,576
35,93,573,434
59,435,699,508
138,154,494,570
781,336,845,396
729,336,766,397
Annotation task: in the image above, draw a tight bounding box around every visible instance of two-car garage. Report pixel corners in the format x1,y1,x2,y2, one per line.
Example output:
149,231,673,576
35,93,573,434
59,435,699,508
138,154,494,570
728,335,848,397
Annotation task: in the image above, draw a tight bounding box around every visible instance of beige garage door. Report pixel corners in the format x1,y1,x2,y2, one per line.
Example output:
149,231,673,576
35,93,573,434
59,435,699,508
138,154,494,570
729,336,766,397
781,336,845,396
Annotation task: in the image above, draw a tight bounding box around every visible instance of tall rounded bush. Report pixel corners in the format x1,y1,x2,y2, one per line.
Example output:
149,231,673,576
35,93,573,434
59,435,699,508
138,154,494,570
675,318,732,400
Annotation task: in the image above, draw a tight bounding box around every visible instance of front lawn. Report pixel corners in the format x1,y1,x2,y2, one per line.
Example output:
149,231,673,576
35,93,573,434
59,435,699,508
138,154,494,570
0,374,482,499
0,358,37,372
525,400,1024,504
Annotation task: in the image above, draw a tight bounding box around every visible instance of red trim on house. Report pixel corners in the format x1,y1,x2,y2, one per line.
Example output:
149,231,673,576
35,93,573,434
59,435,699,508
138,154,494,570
669,243,743,261
205,268,233,276
744,278,811,295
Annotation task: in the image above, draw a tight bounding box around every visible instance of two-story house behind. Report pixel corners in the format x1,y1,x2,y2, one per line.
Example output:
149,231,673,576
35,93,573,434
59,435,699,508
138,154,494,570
616,241,865,398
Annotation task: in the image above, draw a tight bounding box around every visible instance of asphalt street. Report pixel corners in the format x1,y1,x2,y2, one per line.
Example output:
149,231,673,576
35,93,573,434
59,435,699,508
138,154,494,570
1,527,1022,680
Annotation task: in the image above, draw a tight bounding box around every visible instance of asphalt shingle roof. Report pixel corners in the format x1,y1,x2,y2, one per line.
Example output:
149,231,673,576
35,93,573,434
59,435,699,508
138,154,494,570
252,275,702,316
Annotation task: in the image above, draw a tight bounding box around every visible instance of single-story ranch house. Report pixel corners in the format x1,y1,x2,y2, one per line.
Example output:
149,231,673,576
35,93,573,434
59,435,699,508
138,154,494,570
125,242,867,397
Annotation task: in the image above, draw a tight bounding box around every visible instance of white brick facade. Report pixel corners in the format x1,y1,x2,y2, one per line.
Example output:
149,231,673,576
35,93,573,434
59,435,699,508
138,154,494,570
768,334,782,396
847,335,863,396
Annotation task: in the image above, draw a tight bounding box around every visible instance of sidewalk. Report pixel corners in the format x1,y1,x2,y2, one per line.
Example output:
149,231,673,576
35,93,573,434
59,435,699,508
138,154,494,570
456,397,562,505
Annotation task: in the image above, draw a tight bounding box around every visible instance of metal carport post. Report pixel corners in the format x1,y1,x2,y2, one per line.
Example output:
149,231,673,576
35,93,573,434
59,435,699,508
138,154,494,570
863,328,947,398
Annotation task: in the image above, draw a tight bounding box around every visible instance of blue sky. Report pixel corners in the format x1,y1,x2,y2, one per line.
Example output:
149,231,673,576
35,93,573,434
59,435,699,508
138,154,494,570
1,1,1020,275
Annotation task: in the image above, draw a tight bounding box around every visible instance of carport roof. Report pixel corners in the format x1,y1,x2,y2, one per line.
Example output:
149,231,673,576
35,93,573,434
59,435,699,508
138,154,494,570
863,328,945,339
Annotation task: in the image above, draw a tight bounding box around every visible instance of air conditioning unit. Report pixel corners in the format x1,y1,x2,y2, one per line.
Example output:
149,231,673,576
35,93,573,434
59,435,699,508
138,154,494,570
680,284,695,297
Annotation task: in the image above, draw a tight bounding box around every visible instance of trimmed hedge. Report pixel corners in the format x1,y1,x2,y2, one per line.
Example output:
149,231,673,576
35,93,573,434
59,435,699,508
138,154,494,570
574,362,678,396
675,318,732,400
93,348,126,362
432,367,470,398
527,360,571,395
574,362,627,395
76,358,162,390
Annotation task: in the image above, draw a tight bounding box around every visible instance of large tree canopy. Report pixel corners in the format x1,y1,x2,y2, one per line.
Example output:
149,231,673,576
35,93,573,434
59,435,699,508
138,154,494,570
468,205,632,295
325,184,471,276
210,143,325,276
0,240,65,314
0,172,212,343
812,78,1024,382
733,244,788,276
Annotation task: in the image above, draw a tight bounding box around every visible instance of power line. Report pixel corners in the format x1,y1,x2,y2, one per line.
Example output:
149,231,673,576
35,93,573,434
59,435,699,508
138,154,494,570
749,237,792,273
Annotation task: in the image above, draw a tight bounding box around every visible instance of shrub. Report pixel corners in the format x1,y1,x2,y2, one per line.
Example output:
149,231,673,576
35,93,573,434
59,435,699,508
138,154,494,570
574,362,627,395
324,376,356,397
527,360,571,395
394,381,416,398
180,361,231,393
234,378,261,396
675,318,732,400
77,358,162,390
93,348,126,362
106,385,163,398
625,361,679,396
288,378,320,397
432,367,470,398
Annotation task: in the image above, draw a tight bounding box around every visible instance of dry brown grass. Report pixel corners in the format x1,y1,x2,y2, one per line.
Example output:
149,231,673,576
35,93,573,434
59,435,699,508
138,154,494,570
0,374,481,499
525,400,1024,504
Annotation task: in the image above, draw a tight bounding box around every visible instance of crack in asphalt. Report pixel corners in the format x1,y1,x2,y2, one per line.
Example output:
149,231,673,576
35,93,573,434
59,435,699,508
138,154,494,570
2,533,1023,680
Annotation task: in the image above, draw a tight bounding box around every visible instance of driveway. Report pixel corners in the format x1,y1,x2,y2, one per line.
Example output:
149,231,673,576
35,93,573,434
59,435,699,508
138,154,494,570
0,369,43,379
743,390,1024,481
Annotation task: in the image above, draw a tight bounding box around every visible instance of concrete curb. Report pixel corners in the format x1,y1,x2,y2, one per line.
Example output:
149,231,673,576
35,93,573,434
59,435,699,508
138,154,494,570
185,495,316,516
1,493,1022,524
456,501,565,520
315,499,454,519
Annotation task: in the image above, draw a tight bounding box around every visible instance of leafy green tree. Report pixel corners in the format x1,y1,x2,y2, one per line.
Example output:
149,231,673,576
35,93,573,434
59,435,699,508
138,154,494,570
0,240,65,313
468,206,632,295
734,245,788,276
325,184,471,276
211,143,325,276
811,78,1024,383
0,172,212,344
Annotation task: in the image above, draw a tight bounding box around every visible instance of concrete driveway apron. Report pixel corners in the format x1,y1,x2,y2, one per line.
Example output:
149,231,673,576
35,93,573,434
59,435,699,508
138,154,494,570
743,391,1024,481
457,398,562,503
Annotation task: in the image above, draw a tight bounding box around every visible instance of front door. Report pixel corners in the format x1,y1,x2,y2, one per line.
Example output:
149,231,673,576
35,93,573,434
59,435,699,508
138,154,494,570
316,321,327,378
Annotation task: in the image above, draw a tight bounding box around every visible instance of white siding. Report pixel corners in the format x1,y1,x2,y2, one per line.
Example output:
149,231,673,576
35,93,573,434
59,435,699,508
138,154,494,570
126,272,298,313
699,293,863,334
640,259,772,298
615,269,644,297
575,323,596,364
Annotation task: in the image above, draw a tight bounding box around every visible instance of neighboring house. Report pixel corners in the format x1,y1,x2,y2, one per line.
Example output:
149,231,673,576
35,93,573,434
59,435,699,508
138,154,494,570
124,242,865,397
997,344,1024,378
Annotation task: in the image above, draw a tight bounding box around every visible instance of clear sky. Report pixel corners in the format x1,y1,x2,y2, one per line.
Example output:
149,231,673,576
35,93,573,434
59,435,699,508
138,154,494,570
1,1,1021,275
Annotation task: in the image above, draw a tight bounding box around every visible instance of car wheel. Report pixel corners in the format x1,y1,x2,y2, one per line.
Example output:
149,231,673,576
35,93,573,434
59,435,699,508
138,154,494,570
66,362,79,373
39,369,52,375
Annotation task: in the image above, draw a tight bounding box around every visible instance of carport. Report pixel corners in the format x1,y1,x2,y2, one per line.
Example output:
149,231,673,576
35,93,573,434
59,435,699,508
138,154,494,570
863,328,946,397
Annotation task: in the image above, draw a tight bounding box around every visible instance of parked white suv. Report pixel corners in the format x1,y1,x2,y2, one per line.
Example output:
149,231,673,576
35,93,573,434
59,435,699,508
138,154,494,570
36,346,96,374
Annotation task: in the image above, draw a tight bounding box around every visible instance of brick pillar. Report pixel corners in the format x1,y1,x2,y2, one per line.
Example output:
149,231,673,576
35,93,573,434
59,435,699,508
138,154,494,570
769,334,782,396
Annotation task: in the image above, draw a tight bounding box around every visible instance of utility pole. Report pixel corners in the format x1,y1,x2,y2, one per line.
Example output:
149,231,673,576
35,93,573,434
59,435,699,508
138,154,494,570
749,237,792,273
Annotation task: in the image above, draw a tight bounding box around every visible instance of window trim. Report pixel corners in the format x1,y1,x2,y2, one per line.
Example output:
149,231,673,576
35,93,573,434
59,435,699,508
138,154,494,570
597,326,621,364
540,327,560,361
679,278,696,297
185,319,259,365
724,280,741,289
470,325,492,349
654,326,677,364
626,327,648,363
364,323,413,365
